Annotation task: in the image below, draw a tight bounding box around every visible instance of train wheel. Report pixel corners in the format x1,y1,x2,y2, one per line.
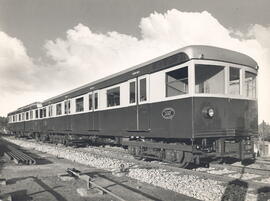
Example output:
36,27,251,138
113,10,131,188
175,151,187,168
176,151,193,168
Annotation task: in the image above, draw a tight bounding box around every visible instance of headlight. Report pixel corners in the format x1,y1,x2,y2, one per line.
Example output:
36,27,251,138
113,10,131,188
202,106,215,119
207,108,214,118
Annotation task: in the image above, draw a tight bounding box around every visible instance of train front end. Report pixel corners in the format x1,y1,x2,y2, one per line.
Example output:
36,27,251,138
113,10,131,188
190,49,258,163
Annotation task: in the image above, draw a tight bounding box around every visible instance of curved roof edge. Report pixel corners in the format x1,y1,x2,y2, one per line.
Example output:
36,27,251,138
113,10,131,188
182,45,258,69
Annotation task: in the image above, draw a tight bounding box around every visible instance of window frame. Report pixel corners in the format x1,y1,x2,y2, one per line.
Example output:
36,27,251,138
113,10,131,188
244,70,257,99
88,93,93,111
129,78,137,105
43,108,47,118
64,100,71,114
195,63,226,95
106,86,121,108
48,105,53,117
138,75,149,104
165,66,189,98
35,109,39,119
30,110,33,120
192,60,257,100
75,96,84,113
26,112,29,120
228,66,242,96
56,103,62,116
39,109,43,119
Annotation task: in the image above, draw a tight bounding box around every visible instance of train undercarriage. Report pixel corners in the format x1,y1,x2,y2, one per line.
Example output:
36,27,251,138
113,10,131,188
12,131,255,168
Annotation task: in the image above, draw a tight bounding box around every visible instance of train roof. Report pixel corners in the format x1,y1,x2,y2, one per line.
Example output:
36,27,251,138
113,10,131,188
42,45,258,106
8,45,258,112
8,102,42,116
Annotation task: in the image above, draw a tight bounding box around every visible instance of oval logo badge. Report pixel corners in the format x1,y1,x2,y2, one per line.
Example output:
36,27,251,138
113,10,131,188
162,108,175,120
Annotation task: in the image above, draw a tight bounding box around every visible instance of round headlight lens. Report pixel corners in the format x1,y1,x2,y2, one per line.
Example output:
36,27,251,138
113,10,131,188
207,108,214,118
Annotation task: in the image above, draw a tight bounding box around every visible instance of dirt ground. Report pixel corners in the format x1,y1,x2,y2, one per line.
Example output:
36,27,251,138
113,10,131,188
0,139,198,201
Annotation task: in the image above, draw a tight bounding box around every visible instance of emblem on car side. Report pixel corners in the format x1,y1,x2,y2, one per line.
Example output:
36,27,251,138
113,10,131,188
161,108,175,120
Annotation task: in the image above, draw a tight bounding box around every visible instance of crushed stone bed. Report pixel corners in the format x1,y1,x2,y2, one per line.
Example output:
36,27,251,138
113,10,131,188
4,137,260,201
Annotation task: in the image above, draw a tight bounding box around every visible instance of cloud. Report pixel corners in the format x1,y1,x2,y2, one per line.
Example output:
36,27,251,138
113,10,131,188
0,31,35,93
1,9,270,123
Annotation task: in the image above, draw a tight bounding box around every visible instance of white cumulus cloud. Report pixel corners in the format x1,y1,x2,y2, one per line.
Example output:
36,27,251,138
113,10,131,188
0,31,35,92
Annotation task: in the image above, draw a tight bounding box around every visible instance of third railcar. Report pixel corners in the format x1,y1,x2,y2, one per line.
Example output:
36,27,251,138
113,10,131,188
7,45,258,167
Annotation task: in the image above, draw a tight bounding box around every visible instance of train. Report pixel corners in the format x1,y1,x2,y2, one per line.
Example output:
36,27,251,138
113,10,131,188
7,45,258,167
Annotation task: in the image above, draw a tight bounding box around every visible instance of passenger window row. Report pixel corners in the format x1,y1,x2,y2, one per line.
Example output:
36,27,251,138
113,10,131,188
11,77,148,122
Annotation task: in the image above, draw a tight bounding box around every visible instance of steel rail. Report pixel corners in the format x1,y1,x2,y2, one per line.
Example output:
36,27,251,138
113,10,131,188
210,163,270,177
66,168,126,201
2,139,36,165
8,148,36,164
255,159,270,165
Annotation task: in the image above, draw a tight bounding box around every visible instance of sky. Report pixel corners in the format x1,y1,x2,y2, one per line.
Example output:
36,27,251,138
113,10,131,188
0,0,270,123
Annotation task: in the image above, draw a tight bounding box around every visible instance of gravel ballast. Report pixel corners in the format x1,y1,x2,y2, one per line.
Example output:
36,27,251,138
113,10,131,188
4,137,260,201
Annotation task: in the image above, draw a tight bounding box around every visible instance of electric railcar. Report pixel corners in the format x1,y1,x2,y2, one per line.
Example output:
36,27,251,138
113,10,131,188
7,45,258,167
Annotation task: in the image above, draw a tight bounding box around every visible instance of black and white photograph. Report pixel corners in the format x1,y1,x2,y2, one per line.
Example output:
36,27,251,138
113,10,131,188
0,0,270,200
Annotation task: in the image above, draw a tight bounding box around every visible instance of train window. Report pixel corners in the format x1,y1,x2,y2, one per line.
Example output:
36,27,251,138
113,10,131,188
94,93,98,109
107,87,120,107
229,67,240,95
56,103,62,115
166,67,188,97
244,71,256,98
89,94,93,110
19,114,21,121
76,97,84,112
26,112,29,120
35,110,38,118
195,64,225,94
43,108,46,118
13,116,15,122
48,105,53,117
64,100,71,114
129,81,136,104
30,111,33,119
40,109,43,118
22,113,25,121
140,78,147,101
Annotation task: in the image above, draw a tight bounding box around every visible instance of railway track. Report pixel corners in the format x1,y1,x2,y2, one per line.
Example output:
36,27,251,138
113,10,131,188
256,159,270,165
126,160,270,189
4,137,270,189
3,137,270,200
65,168,160,201
67,142,270,189
70,143,270,189
210,163,270,176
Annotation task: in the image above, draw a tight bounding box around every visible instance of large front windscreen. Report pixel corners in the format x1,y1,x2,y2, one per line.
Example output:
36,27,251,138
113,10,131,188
195,64,225,94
